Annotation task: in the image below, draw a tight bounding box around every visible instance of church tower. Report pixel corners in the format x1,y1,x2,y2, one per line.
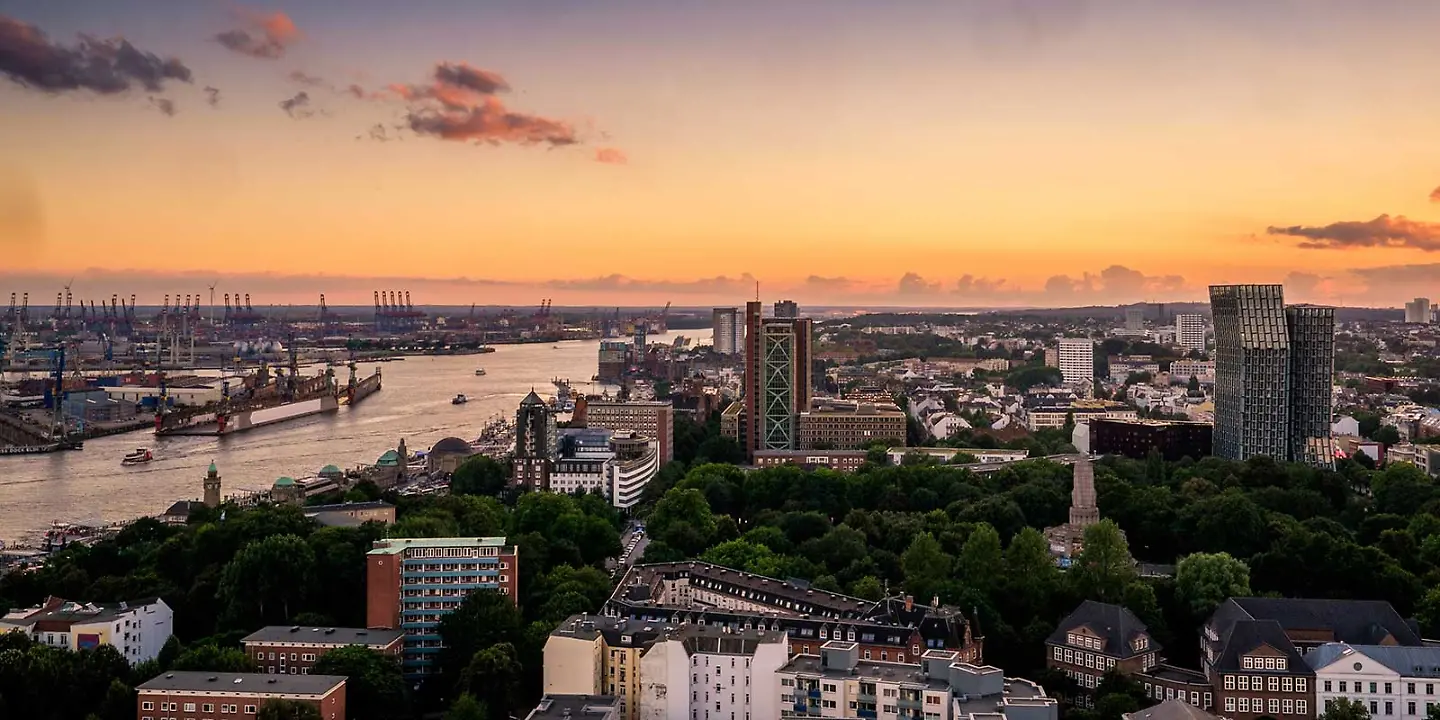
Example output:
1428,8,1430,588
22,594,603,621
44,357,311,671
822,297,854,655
203,461,222,508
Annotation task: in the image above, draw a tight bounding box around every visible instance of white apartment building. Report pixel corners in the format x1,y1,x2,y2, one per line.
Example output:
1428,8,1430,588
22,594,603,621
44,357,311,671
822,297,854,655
1169,360,1216,385
638,625,788,720
1307,643,1440,719
776,643,1058,720
1056,339,1095,386
0,596,173,663
1405,299,1432,325
713,308,745,355
1176,315,1207,352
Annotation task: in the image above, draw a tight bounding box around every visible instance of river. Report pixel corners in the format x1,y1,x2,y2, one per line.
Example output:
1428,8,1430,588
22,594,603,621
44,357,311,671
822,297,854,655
0,329,709,542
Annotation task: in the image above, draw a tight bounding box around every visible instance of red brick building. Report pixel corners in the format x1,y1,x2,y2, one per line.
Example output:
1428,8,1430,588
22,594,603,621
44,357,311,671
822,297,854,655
136,671,345,720
240,626,404,674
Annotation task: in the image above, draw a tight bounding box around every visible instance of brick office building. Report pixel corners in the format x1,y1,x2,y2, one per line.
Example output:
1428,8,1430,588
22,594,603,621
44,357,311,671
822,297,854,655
136,672,345,720
241,626,404,674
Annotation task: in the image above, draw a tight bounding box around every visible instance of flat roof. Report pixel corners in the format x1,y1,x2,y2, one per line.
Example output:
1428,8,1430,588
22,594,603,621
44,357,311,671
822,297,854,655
367,536,508,555
527,695,617,720
241,626,404,647
137,672,345,696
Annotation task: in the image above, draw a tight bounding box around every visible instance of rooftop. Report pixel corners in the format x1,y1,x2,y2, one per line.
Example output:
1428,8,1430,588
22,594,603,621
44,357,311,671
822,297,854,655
241,626,404,648
367,536,509,555
526,695,619,720
1306,643,1440,679
305,501,394,514
4,597,165,627
136,671,345,696
1124,699,1223,720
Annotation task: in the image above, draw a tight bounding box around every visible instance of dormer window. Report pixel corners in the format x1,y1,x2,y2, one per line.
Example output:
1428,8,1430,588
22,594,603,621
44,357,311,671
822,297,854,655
1134,636,1148,651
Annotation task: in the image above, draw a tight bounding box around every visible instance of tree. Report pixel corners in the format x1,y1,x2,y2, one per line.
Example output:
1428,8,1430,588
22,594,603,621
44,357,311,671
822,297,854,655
1186,375,1201,394
311,646,407,720
437,591,523,687
1175,552,1252,617
1320,698,1371,720
851,576,884,601
901,533,953,604
171,643,256,673
648,488,716,556
256,700,322,720
1071,520,1136,602
217,534,316,628
446,694,490,720
702,540,783,577
460,642,521,716
957,524,1004,594
450,456,509,497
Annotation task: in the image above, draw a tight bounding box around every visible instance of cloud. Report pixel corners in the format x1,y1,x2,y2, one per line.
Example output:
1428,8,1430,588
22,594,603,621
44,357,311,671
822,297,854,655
213,9,299,60
288,69,325,86
383,61,580,148
204,85,220,107
148,96,176,116
278,90,312,118
897,272,942,295
1266,214,1440,251
546,273,757,295
1431,187,1440,204
804,276,859,291
359,123,397,142
0,14,193,98
594,148,627,165
954,274,1005,296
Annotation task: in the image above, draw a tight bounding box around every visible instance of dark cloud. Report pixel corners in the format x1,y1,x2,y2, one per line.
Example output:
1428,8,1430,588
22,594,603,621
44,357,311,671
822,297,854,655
1266,214,1440,251
148,96,176,116
1431,187,1440,204
384,62,580,148
897,272,941,295
594,148,627,165
204,86,220,107
546,273,757,294
288,70,325,86
359,123,397,142
213,10,299,60
0,14,193,97
278,91,312,119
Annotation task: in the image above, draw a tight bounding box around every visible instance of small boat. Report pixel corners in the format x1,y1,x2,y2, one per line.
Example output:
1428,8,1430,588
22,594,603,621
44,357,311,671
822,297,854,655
452,394,468,405
122,448,153,465
474,369,486,376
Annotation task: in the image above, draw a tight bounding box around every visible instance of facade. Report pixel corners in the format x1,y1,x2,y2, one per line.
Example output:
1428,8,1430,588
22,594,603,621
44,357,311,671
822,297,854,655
1201,598,1422,720
753,449,868,472
1057,338,1095,386
1209,285,1335,468
599,341,630,382
514,390,558,489
774,300,799,319
1308,643,1440,720
1089,418,1213,461
610,431,662,510
136,672,345,720
743,301,813,459
638,624,789,720
1405,298,1432,324
713,307,745,355
609,562,982,665
1176,315,1207,352
779,644,1058,720
1126,307,1146,332
1,596,173,664
427,436,476,474
1025,402,1136,432
241,626,404,674
546,615,664,720
1046,601,1159,692
1124,699,1223,720
797,399,907,450
1169,360,1216,385
304,501,396,528
580,400,675,464
366,536,519,677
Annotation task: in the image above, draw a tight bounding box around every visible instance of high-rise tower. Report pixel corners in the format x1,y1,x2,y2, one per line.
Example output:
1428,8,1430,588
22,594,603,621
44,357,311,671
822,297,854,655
512,390,557,489
742,301,812,460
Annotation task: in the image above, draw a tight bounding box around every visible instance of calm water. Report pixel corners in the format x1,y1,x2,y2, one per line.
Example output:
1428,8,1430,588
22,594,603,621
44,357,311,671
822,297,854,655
0,329,709,542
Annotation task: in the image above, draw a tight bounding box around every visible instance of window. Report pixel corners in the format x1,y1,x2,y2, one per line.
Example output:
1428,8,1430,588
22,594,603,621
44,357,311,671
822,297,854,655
1342,682,1349,693
1192,692,1200,706
1386,703,1395,716
1372,702,1380,715
1297,679,1307,693
1270,676,1280,692
245,705,258,714
1205,693,1213,709
1269,698,1280,715
1277,658,1288,671
1265,657,1276,670
1225,698,1236,713
1299,702,1309,715
142,702,155,711
1410,703,1417,716
203,704,214,712
1284,700,1294,714
1244,657,1254,670
183,703,196,712
1239,698,1250,713
1412,684,1418,695
268,652,275,660
1225,676,1236,691
1284,677,1294,692
1239,676,1250,691
1374,683,1380,694
1429,685,1435,695
1387,684,1394,695
898,654,905,663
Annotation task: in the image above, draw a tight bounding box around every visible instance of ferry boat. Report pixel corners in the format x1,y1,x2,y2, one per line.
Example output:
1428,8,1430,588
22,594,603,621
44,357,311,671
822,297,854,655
474,369,486,376
122,448,153,465
452,394,468,405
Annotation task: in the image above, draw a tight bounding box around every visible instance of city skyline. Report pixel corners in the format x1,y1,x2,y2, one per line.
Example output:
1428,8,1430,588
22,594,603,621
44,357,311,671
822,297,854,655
6,1,1440,307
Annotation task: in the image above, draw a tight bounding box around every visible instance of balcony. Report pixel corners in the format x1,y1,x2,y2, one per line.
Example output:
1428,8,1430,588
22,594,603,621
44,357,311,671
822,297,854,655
808,689,821,698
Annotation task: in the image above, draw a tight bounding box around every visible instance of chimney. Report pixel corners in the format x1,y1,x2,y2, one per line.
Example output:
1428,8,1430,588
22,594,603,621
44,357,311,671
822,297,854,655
905,595,914,612
932,595,940,609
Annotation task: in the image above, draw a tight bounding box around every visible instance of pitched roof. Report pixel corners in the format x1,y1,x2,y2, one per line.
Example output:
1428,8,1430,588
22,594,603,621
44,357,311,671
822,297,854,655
1124,699,1223,720
522,389,547,406
1210,618,1308,673
1223,598,1422,647
1047,600,1157,659
1306,643,1440,679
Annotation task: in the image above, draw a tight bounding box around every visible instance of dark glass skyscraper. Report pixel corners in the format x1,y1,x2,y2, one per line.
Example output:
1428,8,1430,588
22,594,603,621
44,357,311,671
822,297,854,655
1208,285,1334,469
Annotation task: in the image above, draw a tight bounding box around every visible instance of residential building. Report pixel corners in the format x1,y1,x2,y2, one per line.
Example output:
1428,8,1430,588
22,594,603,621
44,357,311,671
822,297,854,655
779,643,1058,720
797,399,907,450
1307,643,1440,720
0,596,172,664
1124,699,1224,720
551,427,619,495
1169,360,1216,385
304,501,396,528
528,696,621,720
1088,418,1213,461
1201,598,1423,720
609,562,982,664
743,301,813,459
546,615,665,720
1126,307,1146,333
886,447,1030,465
1057,338,1095,386
241,626,404,674
638,624,789,720
577,399,675,464
1176,315,1207,352
514,390,558,489
1209,285,1335,468
1046,601,1158,691
752,449,869,473
609,431,662,510
1405,298,1432,324
713,307,744,355
135,672,346,720
366,536,519,677
599,341,630,382
1024,401,1136,431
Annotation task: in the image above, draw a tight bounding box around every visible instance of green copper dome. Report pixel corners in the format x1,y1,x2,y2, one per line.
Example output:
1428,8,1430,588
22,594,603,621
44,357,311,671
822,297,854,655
319,464,342,475
273,476,296,487
376,450,401,467
208,461,217,474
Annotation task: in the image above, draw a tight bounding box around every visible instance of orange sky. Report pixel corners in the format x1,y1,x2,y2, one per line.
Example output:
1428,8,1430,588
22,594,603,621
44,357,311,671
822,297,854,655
4,1,1440,307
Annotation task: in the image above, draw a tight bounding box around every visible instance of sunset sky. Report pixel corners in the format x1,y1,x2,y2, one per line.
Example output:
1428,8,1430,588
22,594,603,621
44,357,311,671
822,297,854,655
4,0,1440,308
